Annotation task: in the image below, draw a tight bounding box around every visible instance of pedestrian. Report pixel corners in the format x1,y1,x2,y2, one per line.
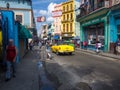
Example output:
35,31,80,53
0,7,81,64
38,41,42,49
115,38,120,55
77,40,80,48
5,39,18,81
95,41,102,54
29,41,33,50
83,41,88,50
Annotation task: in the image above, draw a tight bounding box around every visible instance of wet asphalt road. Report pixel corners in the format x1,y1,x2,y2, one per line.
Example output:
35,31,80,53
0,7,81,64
52,50,120,90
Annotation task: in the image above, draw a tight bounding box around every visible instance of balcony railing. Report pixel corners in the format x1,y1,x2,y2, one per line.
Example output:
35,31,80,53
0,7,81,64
77,1,110,19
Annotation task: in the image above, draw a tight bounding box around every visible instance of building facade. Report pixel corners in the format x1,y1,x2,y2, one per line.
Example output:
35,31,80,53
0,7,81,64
61,0,75,40
41,24,48,40
52,4,62,40
77,0,111,52
61,0,80,40
109,0,120,53
0,0,36,35
0,0,35,59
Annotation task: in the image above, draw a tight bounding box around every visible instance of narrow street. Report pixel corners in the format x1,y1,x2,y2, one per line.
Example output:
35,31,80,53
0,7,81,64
45,48,120,90
0,46,120,90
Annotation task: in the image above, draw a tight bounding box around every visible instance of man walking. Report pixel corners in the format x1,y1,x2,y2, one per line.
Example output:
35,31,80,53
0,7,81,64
5,39,17,81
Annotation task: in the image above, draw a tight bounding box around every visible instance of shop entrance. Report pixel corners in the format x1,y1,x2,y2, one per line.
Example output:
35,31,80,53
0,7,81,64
117,25,120,39
83,23,105,50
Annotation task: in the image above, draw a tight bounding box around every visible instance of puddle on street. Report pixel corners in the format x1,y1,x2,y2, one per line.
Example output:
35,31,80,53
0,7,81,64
37,61,56,90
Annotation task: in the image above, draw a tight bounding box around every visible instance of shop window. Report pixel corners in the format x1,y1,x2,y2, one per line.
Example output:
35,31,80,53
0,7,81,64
16,15,22,23
85,24,105,45
97,0,104,8
117,25,120,34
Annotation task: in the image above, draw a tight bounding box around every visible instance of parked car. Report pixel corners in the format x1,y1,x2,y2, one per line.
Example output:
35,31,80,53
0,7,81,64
51,42,75,55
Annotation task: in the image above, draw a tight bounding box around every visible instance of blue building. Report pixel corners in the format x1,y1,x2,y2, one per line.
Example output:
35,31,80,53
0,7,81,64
109,3,120,53
0,0,35,59
0,0,36,35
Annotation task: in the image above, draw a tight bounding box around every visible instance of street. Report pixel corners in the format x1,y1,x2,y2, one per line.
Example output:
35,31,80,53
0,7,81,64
0,46,120,90
44,47,120,90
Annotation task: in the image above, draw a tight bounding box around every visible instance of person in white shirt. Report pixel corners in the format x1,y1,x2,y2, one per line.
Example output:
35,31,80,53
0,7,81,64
95,41,102,53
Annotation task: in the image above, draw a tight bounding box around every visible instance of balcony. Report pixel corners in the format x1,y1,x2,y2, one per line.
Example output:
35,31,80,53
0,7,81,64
77,1,110,19
61,19,74,23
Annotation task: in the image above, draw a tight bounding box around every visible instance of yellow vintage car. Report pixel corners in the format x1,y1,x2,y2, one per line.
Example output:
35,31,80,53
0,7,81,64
51,42,75,55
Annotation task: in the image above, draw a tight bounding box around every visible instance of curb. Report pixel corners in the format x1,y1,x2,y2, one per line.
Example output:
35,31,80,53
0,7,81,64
76,48,120,60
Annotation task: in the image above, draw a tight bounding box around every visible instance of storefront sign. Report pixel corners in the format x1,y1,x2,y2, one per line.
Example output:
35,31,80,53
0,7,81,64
82,17,106,26
52,10,62,17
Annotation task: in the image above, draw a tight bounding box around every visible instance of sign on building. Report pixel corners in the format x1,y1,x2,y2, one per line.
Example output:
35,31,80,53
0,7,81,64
52,10,62,17
37,16,46,22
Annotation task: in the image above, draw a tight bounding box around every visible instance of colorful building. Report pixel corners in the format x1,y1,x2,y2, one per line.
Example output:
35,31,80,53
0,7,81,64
0,0,36,35
77,0,111,52
52,4,62,40
109,0,120,53
62,0,80,40
41,24,48,40
0,0,34,58
47,23,54,40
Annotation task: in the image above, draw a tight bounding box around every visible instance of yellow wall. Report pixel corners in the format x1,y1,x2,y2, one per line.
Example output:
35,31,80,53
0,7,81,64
0,31,2,61
62,0,75,38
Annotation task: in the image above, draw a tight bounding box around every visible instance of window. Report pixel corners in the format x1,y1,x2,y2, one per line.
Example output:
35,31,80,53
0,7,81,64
63,24,65,32
67,24,69,32
71,13,73,19
63,6,65,12
70,23,72,32
67,14,69,20
16,15,22,23
70,4,73,10
67,5,69,11
63,15,65,20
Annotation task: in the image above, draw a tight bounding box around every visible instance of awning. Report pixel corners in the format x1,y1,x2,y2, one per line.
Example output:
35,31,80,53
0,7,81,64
53,35,59,40
18,24,32,39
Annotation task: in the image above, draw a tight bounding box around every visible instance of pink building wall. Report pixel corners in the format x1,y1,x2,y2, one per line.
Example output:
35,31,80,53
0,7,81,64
52,4,62,36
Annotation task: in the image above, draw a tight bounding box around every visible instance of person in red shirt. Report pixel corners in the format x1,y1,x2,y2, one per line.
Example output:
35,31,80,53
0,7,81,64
5,39,17,81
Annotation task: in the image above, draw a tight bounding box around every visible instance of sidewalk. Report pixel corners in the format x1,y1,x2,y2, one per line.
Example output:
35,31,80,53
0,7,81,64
0,49,40,90
76,48,120,60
